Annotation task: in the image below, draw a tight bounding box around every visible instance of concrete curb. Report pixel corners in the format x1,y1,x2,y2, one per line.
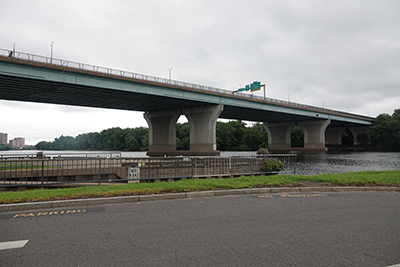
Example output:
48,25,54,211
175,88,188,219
1,186,399,212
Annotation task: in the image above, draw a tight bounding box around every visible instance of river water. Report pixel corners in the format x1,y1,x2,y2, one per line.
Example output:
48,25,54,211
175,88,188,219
1,150,400,176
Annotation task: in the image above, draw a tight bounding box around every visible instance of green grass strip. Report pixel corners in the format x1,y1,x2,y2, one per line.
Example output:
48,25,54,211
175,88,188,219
0,170,399,204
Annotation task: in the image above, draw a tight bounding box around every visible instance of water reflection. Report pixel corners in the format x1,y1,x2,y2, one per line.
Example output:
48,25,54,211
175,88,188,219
295,151,400,175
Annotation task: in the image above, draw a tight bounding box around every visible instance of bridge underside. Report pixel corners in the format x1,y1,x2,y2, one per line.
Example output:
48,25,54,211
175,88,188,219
0,74,361,127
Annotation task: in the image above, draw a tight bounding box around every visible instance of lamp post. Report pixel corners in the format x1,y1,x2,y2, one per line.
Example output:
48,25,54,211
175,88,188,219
262,84,266,101
50,42,54,64
287,94,291,103
167,67,172,82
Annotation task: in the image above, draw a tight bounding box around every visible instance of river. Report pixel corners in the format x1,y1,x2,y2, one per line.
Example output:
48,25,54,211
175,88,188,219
1,150,399,176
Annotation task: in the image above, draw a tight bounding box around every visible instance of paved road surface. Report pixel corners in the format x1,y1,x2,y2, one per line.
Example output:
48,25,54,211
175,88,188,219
1,192,400,266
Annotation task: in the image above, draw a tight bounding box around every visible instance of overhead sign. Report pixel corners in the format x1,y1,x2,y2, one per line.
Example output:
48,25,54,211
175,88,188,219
237,81,261,92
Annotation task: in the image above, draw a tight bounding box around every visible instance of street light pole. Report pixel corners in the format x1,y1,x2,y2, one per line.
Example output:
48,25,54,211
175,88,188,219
50,42,54,64
167,67,172,82
287,94,291,103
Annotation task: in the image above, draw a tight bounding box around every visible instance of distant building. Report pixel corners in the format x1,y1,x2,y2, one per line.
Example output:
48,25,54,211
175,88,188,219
9,137,25,148
0,132,7,145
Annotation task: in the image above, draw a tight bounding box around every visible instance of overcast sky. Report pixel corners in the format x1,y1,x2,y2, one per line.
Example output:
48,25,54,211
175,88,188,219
1,0,399,145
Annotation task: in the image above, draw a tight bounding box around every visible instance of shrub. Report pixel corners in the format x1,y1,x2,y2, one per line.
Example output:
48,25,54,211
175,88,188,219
263,158,284,172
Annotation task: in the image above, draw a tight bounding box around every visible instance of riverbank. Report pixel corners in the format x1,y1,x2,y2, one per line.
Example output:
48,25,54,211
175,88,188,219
1,170,399,205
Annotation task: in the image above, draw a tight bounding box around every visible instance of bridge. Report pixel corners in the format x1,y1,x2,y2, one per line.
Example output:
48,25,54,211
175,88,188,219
0,48,374,155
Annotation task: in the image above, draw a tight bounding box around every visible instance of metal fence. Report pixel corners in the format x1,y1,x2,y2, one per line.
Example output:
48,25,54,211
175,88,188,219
0,154,296,188
0,48,372,120
0,152,121,159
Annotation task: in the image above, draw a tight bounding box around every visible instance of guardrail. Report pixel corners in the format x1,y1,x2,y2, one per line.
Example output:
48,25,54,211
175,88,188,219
0,154,297,188
0,48,373,120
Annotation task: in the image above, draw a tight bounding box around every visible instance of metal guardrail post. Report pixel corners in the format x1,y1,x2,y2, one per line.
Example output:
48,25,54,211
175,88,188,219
41,160,44,189
191,158,194,179
98,159,102,186
262,155,266,175
148,158,151,183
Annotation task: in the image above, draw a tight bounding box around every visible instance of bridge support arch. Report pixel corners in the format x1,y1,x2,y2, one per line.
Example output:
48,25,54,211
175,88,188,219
325,127,346,145
325,126,370,146
298,119,331,150
263,119,331,151
262,121,296,151
348,126,369,145
144,105,223,156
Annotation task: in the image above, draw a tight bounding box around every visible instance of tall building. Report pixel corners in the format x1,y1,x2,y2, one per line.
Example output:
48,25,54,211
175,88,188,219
9,137,25,148
0,132,7,145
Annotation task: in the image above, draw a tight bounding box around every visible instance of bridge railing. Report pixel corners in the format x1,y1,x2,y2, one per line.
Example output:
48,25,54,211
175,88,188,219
0,48,372,120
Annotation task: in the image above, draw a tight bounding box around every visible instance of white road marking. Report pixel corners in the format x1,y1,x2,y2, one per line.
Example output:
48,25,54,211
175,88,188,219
387,264,400,267
0,240,29,251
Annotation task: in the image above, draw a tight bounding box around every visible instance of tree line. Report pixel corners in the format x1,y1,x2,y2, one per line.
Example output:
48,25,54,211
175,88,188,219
35,121,272,151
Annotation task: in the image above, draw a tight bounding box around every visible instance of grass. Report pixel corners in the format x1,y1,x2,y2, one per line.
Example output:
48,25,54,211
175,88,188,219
0,170,399,204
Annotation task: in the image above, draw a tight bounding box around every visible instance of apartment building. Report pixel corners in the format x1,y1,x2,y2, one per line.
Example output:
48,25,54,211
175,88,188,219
0,132,7,145
9,137,25,148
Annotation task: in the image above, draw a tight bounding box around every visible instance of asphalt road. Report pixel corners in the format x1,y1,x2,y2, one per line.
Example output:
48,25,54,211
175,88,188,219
1,192,400,267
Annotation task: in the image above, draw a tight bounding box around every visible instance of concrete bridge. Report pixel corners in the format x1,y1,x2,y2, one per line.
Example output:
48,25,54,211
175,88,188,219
0,49,374,155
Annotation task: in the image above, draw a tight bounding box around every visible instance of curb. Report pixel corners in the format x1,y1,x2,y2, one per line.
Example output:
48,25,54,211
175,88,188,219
1,186,399,212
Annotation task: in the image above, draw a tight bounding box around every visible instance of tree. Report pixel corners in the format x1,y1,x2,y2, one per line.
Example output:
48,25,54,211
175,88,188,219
369,109,400,149
243,124,265,150
216,121,237,150
291,125,304,147
176,123,190,150
125,136,140,151
0,144,13,151
35,141,52,150
52,135,76,150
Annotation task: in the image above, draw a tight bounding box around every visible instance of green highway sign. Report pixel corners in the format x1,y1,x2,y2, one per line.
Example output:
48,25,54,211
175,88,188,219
237,81,261,92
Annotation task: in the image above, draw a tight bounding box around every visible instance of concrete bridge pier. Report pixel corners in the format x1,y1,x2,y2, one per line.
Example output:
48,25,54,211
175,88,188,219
144,109,181,156
263,121,296,151
348,126,369,145
183,104,223,156
325,127,347,145
298,119,331,151
144,105,223,156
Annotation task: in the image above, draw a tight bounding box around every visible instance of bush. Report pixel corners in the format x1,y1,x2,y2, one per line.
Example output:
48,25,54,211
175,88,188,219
262,158,284,172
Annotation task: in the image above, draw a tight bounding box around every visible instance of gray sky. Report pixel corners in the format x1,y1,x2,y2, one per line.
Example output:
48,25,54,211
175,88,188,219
1,0,399,145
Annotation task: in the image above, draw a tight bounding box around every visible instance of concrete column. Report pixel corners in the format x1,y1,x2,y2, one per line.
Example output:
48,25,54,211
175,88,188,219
348,126,370,145
144,109,181,156
298,119,331,150
325,127,346,145
262,121,296,151
182,104,223,156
